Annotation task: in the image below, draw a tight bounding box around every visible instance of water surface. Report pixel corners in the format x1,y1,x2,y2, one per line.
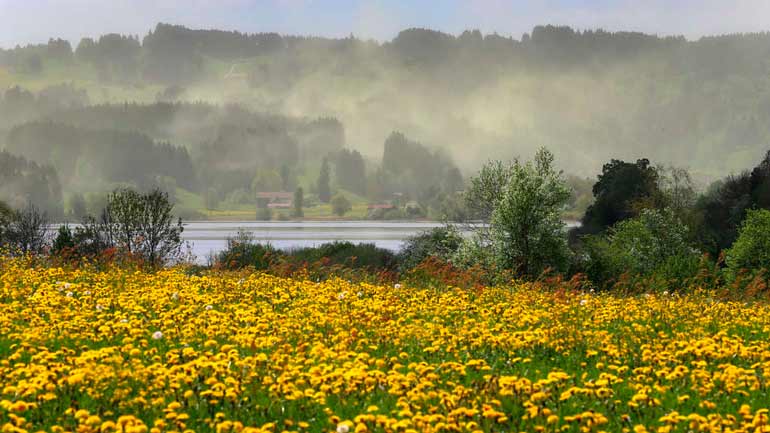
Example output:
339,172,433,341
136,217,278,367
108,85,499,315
182,221,446,262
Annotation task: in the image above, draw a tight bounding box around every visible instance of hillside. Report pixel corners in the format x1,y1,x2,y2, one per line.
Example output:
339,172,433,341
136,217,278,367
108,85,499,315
4,24,770,218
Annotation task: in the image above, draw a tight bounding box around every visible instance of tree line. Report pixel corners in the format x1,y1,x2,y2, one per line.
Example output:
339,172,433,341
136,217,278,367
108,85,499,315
397,147,770,290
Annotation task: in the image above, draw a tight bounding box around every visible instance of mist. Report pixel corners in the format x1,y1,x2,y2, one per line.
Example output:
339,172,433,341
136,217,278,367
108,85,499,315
2,15,770,221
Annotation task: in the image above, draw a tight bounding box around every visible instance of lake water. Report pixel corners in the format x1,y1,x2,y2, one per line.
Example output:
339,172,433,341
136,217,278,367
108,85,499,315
182,221,446,262
182,220,581,263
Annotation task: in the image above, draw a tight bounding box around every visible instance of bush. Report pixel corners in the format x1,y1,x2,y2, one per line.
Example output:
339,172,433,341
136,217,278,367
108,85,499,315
330,194,352,217
216,229,281,270
725,209,770,277
398,226,463,271
579,208,701,288
256,206,273,221
287,242,397,271
451,236,497,271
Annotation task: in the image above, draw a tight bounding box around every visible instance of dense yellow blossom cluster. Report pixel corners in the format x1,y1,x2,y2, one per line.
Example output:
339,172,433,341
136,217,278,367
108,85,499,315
1,258,770,433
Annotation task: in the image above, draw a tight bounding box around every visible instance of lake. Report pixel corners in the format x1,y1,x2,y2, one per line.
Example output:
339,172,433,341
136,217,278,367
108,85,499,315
182,220,581,263
182,221,446,262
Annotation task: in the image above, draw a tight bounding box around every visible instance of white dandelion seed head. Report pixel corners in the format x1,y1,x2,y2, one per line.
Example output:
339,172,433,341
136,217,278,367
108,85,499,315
205,305,213,311
65,291,74,298
152,331,163,340
336,423,350,433
394,283,402,289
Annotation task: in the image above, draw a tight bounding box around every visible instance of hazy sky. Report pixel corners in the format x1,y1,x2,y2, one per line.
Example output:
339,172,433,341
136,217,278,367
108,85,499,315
1,0,770,48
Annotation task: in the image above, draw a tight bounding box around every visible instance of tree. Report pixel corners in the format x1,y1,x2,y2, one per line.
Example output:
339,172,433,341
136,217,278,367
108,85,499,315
0,200,13,244
102,188,143,255
136,189,184,266
725,209,770,275
280,164,292,191
330,194,352,217
463,160,514,242
581,159,661,234
69,193,88,220
317,157,332,203
96,188,184,266
334,149,366,195
5,203,49,255
251,169,282,193
694,151,770,256
658,166,697,219
293,187,304,218
488,148,572,276
52,224,75,255
380,132,462,202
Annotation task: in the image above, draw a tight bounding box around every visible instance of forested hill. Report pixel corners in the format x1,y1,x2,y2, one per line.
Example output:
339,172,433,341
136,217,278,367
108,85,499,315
3,24,770,176
3,23,770,218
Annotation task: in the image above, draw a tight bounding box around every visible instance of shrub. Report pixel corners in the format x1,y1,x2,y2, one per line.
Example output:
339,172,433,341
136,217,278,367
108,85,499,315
398,226,463,271
725,209,770,277
579,208,701,288
330,194,352,217
256,206,273,221
287,242,397,271
216,229,281,270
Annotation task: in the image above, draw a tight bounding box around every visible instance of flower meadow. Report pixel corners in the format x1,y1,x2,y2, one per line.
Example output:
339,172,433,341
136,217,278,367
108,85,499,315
1,259,770,433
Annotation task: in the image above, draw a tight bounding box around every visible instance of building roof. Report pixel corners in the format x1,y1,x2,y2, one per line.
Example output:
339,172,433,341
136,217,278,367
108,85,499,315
256,192,293,200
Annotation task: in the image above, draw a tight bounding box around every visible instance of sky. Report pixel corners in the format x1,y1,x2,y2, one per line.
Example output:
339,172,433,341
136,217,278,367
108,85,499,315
1,0,770,48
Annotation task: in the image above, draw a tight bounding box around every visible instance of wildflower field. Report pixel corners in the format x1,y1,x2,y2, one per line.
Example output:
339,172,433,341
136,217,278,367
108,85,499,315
1,259,770,433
